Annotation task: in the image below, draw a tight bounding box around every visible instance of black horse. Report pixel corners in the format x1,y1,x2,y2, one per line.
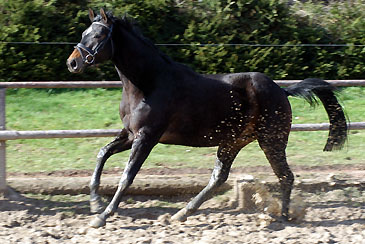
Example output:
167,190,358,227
67,9,347,228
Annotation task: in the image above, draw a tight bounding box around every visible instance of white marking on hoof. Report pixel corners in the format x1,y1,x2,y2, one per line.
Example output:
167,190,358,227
89,215,106,228
171,208,188,222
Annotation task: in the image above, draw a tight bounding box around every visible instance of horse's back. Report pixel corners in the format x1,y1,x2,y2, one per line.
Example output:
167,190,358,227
215,72,279,90
217,72,289,107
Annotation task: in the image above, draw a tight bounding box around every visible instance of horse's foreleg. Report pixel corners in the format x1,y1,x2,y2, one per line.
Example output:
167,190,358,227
90,129,132,213
172,145,239,222
90,130,160,228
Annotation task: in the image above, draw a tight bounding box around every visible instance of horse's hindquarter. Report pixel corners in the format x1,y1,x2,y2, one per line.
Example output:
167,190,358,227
159,73,261,147
248,72,292,141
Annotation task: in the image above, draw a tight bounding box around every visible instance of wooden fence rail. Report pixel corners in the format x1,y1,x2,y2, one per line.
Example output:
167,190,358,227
0,122,364,141
1,79,365,88
0,80,365,193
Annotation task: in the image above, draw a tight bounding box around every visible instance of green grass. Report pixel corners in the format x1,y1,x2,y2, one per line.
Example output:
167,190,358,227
5,87,365,173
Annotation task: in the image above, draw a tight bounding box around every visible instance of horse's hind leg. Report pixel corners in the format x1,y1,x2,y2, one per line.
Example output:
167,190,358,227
258,135,294,220
90,129,132,213
172,144,240,222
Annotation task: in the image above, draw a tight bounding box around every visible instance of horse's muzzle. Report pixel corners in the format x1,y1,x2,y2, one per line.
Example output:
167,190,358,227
66,55,85,73
66,46,85,73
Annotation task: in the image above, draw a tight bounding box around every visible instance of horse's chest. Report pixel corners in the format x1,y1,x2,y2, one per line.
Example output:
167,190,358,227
120,97,165,134
119,99,143,127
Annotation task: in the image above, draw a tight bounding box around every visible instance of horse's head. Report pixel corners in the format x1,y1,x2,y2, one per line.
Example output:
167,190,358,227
67,8,114,73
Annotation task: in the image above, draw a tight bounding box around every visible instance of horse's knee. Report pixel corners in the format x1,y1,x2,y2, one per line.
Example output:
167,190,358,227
97,146,109,159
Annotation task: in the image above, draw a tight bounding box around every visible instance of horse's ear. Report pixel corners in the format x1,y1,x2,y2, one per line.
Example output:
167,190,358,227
100,8,108,24
88,8,95,22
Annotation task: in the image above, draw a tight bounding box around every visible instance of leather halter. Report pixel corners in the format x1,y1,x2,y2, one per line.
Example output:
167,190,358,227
75,22,114,64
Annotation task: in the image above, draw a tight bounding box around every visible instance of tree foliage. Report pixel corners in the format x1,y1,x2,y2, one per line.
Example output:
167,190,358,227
0,0,364,81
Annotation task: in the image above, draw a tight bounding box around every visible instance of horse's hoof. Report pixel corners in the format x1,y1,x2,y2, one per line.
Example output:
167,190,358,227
171,208,188,222
89,215,106,228
276,215,289,223
90,200,104,214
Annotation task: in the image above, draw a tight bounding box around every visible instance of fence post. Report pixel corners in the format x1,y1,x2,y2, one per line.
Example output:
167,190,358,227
0,88,6,194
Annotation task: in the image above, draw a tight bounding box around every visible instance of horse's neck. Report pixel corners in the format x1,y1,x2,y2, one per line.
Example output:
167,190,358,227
115,66,142,94
112,26,169,92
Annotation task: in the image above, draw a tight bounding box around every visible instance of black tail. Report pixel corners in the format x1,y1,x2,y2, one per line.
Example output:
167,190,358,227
283,78,348,151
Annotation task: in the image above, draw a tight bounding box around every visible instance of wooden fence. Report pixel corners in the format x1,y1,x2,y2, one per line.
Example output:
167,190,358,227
1,80,365,193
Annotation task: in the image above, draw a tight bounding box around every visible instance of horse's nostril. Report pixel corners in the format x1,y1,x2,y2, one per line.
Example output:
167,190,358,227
67,58,82,73
70,59,78,70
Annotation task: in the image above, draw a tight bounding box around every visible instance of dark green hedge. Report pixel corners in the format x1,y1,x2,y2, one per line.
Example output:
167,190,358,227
0,0,364,81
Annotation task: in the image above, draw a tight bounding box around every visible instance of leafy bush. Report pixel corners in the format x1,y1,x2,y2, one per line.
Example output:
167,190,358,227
0,0,364,81
178,0,317,77
0,0,118,81
291,0,365,79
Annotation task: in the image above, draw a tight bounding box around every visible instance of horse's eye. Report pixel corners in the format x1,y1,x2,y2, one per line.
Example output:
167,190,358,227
94,34,101,39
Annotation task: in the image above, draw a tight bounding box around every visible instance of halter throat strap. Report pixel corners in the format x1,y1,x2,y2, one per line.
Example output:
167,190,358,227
75,22,114,64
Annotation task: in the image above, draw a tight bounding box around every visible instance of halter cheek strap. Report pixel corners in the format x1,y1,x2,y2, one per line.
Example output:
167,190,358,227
75,22,114,64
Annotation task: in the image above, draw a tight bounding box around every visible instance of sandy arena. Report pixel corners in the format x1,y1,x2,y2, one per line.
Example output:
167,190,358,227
1,166,365,244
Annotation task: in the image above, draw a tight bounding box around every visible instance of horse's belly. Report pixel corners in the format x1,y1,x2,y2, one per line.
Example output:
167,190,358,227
159,130,220,147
